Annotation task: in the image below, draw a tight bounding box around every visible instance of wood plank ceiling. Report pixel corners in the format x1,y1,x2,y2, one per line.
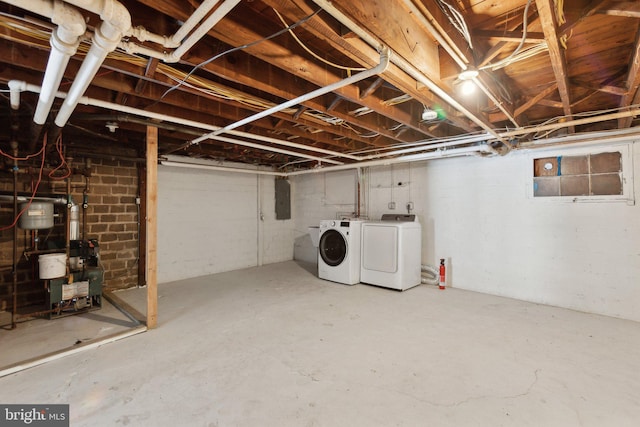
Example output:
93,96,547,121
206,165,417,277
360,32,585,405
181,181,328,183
0,0,639,169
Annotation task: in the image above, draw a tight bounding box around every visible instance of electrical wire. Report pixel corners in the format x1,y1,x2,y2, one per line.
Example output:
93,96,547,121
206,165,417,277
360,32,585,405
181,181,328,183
158,8,322,101
436,0,473,50
479,0,535,71
272,8,366,73
0,134,47,232
48,133,71,180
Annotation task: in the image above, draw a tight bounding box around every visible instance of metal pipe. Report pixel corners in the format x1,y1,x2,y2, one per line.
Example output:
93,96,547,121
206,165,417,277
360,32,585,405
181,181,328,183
500,109,640,139
12,142,18,330
188,48,390,145
160,160,288,176
287,145,497,176
0,194,68,205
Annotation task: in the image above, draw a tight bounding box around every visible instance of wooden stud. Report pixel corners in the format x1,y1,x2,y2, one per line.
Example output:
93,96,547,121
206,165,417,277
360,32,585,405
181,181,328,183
146,125,158,329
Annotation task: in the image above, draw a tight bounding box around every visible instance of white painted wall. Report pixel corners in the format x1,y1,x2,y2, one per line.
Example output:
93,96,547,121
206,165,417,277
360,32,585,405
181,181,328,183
292,170,358,263
158,166,293,283
292,140,640,322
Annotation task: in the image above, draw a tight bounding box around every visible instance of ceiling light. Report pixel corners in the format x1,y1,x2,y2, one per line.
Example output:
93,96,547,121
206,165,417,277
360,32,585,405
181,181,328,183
458,68,479,80
460,80,477,95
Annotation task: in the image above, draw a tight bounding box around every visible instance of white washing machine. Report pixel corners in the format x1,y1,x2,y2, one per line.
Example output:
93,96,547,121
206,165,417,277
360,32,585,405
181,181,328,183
318,219,363,285
360,214,422,291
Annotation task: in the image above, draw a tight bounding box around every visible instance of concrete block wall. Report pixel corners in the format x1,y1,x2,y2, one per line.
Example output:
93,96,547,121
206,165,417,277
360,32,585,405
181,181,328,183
157,165,294,283
292,139,640,322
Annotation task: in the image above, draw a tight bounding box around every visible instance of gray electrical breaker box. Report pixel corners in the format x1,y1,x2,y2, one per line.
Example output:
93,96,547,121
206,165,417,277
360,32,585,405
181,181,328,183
275,178,291,220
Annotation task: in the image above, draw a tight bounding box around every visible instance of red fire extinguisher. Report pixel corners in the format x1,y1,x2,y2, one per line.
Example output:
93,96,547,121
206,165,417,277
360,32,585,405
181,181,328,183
439,258,446,290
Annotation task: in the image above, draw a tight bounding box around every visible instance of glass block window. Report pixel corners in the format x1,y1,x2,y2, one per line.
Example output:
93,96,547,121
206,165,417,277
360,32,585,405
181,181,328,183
533,151,622,197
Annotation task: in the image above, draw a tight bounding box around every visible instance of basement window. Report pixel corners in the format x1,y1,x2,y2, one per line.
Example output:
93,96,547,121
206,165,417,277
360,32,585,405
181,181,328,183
531,144,634,203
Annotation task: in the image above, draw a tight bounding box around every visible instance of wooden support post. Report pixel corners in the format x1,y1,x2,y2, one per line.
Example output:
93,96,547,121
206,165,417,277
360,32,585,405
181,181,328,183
146,126,158,329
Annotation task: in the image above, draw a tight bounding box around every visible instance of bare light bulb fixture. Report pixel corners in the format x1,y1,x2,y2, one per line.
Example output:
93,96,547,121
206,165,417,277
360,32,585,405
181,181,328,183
457,67,479,95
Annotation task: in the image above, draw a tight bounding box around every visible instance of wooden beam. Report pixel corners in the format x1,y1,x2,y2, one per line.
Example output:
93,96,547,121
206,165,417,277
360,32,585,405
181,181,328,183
261,0,475,133
536,0,574,132
478,11,540,67
515,83,558,117
559,0,608,35
597,1,640,19
360,77,384,99
327,95,343,112
619,26,640,127
134,57,159,94
145,126,158,329
570,79,627,96
538,99,565,109
474,30,545,43
292,105,307,120
137,161,147,288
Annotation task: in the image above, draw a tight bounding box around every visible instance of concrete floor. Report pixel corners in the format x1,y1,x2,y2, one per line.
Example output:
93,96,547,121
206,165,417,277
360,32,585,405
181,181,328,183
0,260,639,426
0,297,139,369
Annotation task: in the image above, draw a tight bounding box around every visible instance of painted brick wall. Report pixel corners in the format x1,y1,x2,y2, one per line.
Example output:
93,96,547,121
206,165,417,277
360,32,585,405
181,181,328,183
157,165,294,283
291,170,358,263
84,159,139,290
292,140,640,322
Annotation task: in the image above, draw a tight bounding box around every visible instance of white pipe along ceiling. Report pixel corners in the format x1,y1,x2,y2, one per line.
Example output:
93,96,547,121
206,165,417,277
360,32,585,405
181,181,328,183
9,78,640,176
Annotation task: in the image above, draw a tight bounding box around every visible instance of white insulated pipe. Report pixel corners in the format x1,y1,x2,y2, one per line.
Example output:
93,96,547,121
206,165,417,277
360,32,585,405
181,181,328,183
3,0,86,123
286,145,497,176
8,81,345,165
189,48,391,145
171,0,240,60
54,0,132,127
122,0,240,63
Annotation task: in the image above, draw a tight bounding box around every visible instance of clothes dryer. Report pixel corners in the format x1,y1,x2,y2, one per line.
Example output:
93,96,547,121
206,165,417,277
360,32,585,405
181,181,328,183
360,215,422,291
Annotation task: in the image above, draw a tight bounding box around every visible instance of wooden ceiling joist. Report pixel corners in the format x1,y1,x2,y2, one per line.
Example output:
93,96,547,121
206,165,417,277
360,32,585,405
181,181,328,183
536,0,574,132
